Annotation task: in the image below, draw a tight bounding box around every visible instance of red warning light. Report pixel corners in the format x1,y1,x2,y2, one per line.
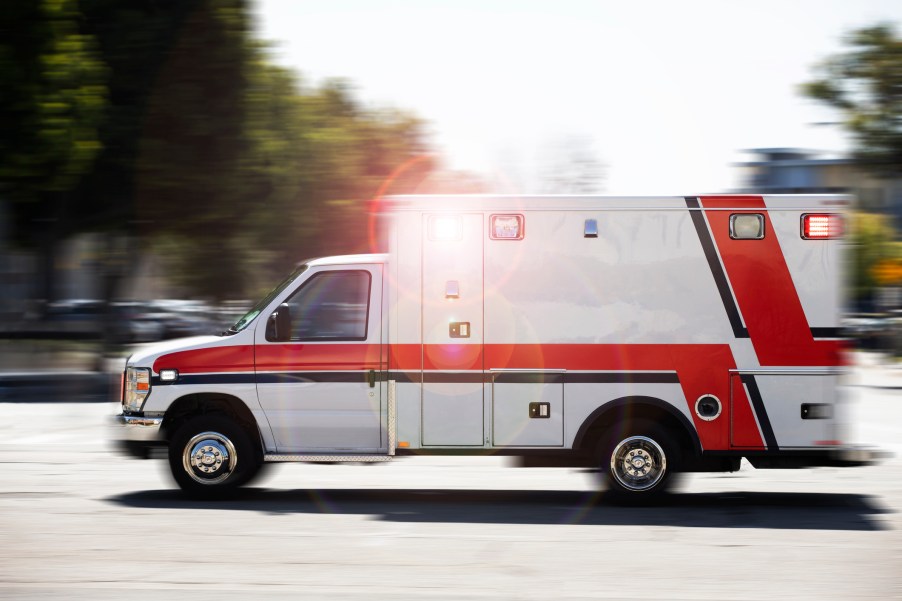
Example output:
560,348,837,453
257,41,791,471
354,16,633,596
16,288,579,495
802,214,843,239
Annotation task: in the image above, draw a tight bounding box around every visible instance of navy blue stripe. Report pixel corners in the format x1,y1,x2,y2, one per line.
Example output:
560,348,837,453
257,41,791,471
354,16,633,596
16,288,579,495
154,372,367,385
423,372,485,384
153,371,681,386
565,372,679,384
391,371,422,383
153,373,255,386
256,372,369,384
740,374,779,450
810,327,843,339
493,373,564,384
491,372,678,384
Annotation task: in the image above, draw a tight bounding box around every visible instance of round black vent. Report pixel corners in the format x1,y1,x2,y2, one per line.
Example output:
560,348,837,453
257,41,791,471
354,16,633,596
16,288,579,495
695,395,722,421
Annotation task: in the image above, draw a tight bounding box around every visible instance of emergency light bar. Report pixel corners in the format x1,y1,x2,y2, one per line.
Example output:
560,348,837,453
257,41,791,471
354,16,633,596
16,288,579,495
801,214,842,239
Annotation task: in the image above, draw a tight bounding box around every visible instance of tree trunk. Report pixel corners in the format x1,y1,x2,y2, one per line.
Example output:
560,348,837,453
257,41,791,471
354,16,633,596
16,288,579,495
36,190,69,317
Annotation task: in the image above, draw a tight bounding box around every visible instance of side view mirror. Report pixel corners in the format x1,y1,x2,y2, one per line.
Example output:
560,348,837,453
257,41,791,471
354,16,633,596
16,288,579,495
266,303,292,342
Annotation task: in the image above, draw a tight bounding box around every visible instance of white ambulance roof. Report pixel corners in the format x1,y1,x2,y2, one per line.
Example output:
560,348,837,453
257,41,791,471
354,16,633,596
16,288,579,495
383,194,851,212
304,254,387,267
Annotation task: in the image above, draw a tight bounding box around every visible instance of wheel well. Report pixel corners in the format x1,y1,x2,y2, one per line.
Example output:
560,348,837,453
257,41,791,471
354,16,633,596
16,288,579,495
574,396,701,459
161,393,262,452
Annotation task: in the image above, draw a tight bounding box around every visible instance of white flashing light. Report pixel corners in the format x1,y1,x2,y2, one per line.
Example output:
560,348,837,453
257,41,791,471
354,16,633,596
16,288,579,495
428,215,462,241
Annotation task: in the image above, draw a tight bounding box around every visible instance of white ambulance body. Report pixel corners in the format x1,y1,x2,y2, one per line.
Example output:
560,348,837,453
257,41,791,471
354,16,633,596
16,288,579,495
116,194,872,499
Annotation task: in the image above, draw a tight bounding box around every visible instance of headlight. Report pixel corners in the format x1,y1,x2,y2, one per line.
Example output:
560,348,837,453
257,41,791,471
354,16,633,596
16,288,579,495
123,367,151,412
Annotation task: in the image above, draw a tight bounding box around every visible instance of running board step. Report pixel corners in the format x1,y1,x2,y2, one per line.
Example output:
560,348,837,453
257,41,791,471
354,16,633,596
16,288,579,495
264,454,394,463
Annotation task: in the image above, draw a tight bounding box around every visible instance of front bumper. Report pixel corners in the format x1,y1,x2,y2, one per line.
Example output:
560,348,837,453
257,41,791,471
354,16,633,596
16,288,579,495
113,414,166,458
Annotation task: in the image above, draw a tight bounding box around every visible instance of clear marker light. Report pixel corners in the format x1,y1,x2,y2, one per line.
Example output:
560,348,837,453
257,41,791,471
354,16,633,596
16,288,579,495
490,214,524,240
730,214,764,239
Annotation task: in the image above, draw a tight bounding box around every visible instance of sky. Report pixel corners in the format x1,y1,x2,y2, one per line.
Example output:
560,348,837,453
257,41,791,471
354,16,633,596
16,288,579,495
255,0,902,195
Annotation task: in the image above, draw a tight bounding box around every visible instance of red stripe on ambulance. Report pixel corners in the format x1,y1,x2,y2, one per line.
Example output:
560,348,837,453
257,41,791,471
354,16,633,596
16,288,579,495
699,196,842,367
255,344,381,372
153,345,254,374
155,341,765,451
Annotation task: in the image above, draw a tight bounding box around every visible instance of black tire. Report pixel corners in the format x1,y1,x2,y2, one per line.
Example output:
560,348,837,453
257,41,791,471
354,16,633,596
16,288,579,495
599,420,680,502
168,414,262,499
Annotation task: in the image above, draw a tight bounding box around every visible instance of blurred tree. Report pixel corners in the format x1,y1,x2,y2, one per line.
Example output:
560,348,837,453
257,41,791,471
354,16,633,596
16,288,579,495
152,54,307,299
1,0,242,305
802,24,902,175
295,80,431,260
153,68,433,300
849,212,902,306
82,0,249,297
3,0,434,310
0,0,107,304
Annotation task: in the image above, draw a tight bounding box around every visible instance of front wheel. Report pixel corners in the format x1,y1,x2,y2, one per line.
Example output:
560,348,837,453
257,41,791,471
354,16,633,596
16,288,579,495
168,415,261,498
601,421,679,500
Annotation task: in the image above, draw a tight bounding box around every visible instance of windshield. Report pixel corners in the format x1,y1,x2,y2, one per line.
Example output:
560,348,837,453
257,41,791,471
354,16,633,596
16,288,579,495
226,264,308,334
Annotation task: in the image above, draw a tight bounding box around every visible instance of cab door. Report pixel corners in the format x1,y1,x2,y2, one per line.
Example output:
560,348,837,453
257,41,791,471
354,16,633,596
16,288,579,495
255,263,385,453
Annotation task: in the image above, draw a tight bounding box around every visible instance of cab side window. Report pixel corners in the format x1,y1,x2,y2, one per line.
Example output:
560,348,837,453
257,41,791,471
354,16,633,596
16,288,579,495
284,270,371,341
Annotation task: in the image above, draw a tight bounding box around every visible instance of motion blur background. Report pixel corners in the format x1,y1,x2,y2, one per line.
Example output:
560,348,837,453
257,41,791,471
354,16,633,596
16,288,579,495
1,0,902,375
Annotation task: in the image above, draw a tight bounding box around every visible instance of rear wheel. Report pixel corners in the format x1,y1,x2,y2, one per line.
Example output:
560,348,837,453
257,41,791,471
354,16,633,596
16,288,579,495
600,421,679,501
168,415,261,498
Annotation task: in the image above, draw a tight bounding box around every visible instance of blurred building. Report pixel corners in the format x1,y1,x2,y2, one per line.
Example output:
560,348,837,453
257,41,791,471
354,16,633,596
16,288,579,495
0,212,173,328
0,202,33,322
736,148,902,218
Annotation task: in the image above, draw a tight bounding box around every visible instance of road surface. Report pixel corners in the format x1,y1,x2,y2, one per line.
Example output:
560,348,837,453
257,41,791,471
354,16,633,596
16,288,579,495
0,384,899,600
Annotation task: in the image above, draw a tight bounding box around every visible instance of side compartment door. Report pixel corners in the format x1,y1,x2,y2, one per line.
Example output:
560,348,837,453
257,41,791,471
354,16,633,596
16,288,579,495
255,264,385,453
421,213,484,446
491,370,564,447
731,371,836,449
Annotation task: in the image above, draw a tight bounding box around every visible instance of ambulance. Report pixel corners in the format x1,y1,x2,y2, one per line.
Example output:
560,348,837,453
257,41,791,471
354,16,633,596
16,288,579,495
115,194,877,499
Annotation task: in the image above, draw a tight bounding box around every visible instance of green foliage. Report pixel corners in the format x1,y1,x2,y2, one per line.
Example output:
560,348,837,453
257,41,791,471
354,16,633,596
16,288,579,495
290,80,429,259
75,0,250,235
0,0,106,202
1,0,432,303
848,212,902,302
135,0,249,223
802,24,902,175
157,68,432,300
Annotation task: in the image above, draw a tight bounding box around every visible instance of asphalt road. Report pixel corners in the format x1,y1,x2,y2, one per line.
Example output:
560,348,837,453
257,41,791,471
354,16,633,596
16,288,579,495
0,385,900,600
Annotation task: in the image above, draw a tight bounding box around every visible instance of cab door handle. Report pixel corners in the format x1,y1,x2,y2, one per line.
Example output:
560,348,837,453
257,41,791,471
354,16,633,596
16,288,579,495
368,369,376,388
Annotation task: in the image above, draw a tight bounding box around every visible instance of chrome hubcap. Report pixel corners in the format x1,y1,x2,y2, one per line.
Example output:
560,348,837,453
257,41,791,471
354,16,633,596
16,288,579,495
610,435,666,491
183,431,237,485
